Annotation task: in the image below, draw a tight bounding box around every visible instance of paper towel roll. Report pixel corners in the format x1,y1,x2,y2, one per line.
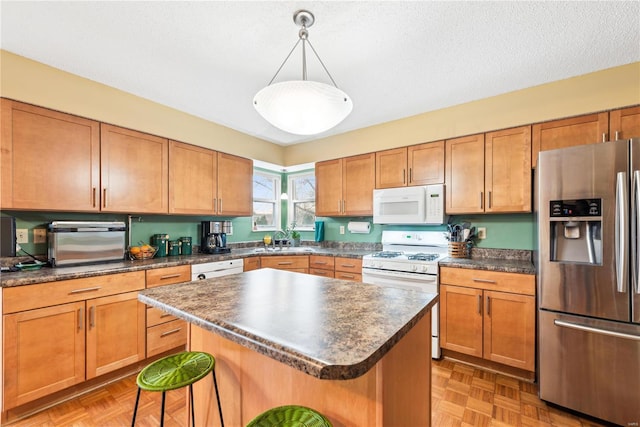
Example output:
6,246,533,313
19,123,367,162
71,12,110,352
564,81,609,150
347,221,371,234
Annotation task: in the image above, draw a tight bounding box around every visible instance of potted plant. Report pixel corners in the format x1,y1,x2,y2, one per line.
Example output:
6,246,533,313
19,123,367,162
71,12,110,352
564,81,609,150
287,223,301,247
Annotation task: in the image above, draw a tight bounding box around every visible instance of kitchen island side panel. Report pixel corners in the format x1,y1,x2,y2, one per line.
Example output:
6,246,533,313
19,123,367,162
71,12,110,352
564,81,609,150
190,312,432,427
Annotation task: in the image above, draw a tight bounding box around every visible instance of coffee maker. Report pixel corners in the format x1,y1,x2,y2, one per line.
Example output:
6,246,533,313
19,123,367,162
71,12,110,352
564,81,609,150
200,221,230,254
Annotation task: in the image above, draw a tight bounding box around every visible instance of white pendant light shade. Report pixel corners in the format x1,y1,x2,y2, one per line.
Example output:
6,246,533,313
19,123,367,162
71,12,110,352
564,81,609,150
254,80,352,135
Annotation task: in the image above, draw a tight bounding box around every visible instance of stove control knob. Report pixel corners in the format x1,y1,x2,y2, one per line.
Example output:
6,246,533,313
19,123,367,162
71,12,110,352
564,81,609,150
421,265,428,272
411,265,418,272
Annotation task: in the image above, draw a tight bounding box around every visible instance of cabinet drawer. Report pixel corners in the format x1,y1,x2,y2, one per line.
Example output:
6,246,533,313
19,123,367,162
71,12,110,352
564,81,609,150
3,271,145,314
244,257,261,271
334,257,362,273
439,267,534,295
309,268,335,278
260,256,309,269
147,319,187,357
309,255,335,269
147,306,178,327
335,272,362,282
146,265,191,288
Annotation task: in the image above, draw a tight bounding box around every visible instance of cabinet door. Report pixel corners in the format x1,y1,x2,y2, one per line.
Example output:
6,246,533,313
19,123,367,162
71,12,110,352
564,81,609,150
343,153,375,216
375,147,407,189
244,257,261,272
483,291,535,371
315,158,343,216
217,152,253,216
531,112,608,168
86,291,146,379
3,301,85,408
440,285,483,357
169,140,217,214
445,134,485,214
408,141,445,186
610,105,640,140
100,124,168,213
485,126,532,213
1,99,100,211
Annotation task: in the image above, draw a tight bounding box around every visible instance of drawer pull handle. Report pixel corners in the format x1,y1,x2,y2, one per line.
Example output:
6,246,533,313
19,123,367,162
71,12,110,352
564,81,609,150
161,328,182,337
69,286,102,294
160,313,173,318
341,274,355,279
340,264,355,268
472,278,496,284
160,274,181,280
313,261,328,265
278,262,293,265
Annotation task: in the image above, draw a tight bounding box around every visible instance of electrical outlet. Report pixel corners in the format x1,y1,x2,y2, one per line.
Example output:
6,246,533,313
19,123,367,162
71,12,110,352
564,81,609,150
478,227,487,239
33,228,47,243
16,228,28,244
339,225,345,235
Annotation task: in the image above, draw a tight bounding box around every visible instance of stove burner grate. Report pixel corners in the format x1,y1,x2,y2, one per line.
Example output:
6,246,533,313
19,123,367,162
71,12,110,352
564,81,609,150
407,253,441,261
371,251,403,258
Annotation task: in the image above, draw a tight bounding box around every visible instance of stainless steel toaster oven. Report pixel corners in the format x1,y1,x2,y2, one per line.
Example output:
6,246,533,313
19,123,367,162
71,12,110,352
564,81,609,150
48,221,126,267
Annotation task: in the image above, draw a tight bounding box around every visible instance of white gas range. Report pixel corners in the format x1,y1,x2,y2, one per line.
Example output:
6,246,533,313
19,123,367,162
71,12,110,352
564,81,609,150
362,230,448,359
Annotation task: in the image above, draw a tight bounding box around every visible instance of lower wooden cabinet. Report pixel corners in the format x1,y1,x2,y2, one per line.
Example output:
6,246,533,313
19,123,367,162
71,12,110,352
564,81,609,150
309,255,335,278
334,257,362,282
2,272,146,409
244,257,261,272
439,267,535,372
147,317,188,357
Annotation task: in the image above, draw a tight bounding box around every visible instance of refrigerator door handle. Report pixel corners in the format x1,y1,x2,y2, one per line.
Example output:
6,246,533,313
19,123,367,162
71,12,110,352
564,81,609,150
554,319,640,341
615,172,629,293
634,170,640,295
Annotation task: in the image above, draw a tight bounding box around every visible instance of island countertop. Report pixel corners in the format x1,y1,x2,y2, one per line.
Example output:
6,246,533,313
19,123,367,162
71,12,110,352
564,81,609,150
138,268,438,380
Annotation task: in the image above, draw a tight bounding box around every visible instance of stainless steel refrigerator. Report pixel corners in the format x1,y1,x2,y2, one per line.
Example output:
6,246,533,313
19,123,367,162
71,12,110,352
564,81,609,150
537,138,640,426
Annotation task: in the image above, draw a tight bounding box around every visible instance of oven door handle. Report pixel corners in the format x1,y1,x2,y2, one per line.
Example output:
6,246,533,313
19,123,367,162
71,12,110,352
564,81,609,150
362,269,438,286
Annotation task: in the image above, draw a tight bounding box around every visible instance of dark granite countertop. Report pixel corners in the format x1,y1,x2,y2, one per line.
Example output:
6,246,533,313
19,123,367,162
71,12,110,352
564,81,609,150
138,268,438,380
439,248,536,275
0,247,372,288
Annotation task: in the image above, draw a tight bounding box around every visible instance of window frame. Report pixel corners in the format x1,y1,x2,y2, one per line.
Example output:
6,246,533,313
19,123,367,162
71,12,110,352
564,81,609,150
252,170,282,231
287,171,316,231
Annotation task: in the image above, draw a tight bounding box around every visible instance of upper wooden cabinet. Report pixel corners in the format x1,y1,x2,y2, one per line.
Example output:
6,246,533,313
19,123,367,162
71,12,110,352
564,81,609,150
610,106,640,140
100,124,169,213
316,153,375,216
446,127,531,214
169,141,217,214
375,141,444,189
532,112,608,168
216,152,253,216
1,99,101,211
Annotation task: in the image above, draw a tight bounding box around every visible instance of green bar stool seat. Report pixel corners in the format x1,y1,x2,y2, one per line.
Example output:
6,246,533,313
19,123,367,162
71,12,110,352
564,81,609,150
131,351,224,426
246,405,332,427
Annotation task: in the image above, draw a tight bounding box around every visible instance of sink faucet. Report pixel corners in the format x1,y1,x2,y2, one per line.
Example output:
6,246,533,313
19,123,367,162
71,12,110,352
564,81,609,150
272,230,288,249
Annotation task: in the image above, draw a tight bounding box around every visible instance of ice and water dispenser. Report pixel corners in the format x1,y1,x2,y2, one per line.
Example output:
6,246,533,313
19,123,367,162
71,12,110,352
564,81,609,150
549,199,602,265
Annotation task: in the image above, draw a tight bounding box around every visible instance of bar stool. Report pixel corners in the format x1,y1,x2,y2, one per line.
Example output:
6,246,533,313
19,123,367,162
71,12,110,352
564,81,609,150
131,351,224,427
246,405,332,427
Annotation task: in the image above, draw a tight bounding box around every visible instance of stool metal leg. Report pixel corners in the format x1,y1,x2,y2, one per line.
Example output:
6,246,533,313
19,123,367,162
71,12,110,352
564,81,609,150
160,391,166,427
131,387,142,426
212,370,224,427
189,384,195,427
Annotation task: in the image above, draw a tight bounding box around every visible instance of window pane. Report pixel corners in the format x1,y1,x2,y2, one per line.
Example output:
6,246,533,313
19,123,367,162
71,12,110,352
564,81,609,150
253,202,275,226
292,176,315,200
293,201,316,227
253,174,275,200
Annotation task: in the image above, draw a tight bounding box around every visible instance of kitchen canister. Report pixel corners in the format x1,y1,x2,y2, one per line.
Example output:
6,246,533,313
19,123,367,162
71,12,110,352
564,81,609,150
151,234,168,257
180,236,192,255
169,240,181,256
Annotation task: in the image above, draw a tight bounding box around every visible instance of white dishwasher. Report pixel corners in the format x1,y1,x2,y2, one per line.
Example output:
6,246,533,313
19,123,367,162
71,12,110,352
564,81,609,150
191,259,244,280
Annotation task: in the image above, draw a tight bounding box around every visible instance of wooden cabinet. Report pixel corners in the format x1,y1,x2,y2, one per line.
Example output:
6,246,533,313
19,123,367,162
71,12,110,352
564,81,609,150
309,255,335,278
375,141,445,189
169,140,217,215
610,105,640,140
445,127,531,214
260,256,309,273
316,153,375,216
0,99,100,211
439,267,535,372
532,112,608,168
100,124,168,213
334,257,362,282
2,272,145,409
145,266,190,357
244,257,261,272
216,152,253,216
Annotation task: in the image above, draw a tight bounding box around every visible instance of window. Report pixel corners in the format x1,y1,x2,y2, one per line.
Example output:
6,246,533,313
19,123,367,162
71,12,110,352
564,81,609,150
287,172,315,230
253,171,281,230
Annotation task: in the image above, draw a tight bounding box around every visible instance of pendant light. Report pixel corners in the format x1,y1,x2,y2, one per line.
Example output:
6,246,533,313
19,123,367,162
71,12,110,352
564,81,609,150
253,10,353,136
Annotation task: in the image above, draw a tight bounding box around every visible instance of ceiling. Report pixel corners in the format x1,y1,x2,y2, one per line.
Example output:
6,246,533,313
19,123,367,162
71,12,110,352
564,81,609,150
2,1,639,147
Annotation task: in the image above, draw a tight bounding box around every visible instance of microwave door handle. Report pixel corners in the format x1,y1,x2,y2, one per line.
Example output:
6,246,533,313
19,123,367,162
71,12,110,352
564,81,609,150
616,172,629,293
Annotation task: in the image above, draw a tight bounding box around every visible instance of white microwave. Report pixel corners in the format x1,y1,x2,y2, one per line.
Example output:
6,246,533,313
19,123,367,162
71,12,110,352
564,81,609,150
373,184,445,225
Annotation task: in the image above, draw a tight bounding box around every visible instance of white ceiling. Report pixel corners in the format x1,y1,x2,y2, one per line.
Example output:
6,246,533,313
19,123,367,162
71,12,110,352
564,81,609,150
2,1,639,147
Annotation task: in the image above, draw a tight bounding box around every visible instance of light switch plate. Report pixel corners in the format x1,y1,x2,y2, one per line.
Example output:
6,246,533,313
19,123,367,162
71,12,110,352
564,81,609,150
339,226,345,235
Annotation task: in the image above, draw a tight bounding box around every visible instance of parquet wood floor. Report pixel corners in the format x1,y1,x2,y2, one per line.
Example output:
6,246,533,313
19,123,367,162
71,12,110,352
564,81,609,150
5,358,614,426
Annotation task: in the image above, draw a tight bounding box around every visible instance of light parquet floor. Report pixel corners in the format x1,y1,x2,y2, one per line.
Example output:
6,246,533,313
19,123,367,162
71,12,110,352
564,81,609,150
5,358,615,427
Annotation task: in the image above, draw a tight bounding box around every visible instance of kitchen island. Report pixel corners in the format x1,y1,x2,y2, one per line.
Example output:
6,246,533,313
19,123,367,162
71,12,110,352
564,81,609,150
139,268,437,426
